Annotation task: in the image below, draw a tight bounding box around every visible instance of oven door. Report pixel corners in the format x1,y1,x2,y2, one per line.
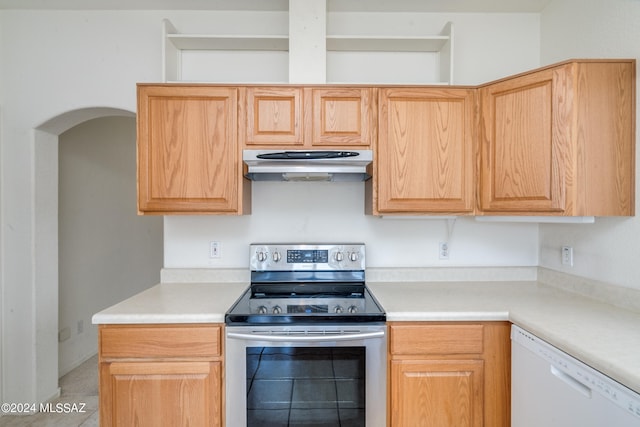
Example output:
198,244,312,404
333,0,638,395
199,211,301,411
226,324,386,427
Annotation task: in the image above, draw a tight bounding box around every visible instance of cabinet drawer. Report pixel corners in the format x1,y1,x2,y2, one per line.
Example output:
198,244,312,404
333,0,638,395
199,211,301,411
390,324,484,355
100,324,222,359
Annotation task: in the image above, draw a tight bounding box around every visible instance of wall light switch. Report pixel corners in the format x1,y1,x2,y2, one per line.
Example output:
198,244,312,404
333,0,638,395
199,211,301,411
210,241,221,259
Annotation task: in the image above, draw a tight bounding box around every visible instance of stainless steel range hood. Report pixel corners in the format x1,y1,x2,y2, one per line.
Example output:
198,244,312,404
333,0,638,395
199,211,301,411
243,149,372,182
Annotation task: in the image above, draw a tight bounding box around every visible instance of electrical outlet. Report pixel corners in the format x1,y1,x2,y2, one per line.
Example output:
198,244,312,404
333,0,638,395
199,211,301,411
439,242,450,260
562,246,573,266
210,241,221,259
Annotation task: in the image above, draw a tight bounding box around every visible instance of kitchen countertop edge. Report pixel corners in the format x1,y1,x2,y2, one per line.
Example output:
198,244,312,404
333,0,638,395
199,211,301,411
92,276,640,394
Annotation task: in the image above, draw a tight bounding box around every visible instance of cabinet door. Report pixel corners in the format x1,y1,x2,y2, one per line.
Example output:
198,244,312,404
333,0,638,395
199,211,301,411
479,66,571,213
100,361,222,427
377,88,475,214
390,359,484,427
245,87,303,146
310,87,373,146
137,85,239,214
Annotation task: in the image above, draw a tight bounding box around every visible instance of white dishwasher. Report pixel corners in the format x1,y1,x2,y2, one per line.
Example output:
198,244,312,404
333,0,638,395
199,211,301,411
511,325,640,427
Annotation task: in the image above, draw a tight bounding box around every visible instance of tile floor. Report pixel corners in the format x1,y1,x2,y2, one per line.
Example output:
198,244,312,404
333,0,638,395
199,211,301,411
0,355,98,427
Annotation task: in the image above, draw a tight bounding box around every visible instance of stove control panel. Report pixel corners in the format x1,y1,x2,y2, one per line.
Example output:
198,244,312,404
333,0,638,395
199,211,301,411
250,243,365,271
249,298,365,315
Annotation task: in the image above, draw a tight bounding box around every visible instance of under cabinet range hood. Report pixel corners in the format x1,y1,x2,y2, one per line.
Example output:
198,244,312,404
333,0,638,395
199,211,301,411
243,149,373,182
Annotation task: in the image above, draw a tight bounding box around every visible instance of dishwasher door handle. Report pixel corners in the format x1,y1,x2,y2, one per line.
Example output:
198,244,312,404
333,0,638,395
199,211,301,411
551,365,592,398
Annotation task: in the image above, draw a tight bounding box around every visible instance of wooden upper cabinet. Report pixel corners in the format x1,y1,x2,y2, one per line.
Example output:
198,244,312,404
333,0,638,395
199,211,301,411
375,87,475,214
479,66,567,213
241,86,374,148
479,60,635,216
137,85,246,215
244,87,304,146
311,87,373,146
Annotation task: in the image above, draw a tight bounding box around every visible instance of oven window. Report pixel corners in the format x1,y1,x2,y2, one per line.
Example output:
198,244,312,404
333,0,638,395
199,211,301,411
246,347,365,426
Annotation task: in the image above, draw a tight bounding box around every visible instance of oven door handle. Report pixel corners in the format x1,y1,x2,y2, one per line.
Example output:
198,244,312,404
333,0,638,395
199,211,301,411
227,330,384,342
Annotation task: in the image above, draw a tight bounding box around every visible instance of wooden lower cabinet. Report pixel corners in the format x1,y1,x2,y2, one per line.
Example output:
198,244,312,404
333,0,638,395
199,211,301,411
99,324,224,427
391,359,484,427
388,322,510,427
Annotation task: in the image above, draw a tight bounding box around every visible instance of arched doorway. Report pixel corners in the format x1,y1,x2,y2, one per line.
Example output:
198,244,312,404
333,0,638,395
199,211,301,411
30,107,163,400
58,115,163,375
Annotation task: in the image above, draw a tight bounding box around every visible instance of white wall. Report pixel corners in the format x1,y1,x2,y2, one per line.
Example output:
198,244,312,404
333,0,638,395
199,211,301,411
165,183,539,268
58,116,163,376
0,8,541,403
165,10,542,269
539,0,640,290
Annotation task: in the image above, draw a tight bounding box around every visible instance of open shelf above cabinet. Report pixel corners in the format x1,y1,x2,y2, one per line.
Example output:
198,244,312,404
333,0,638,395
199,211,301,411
162,19,289,82
166,34,289,51
326,22,453,84
162,19,454,84
326,35,449,52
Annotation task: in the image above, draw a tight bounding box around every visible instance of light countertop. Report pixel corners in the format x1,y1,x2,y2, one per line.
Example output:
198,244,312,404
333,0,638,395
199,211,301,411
367,281,640,395
92,282,248,324
92,270,640,395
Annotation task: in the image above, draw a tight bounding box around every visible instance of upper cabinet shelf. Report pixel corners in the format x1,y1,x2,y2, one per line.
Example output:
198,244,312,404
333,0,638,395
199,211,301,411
166,34,289,51
162,19,454,85
326,21,453,84
326,35,449,52
162,19,289,83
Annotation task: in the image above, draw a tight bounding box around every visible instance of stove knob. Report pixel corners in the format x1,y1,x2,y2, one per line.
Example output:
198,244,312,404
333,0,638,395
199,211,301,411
333,305,344,314
257,251,267,262
272,306,282,314
272,251,282,262
347,305,359,314
257,306,268,314
349,252,359,262
334,251,344,262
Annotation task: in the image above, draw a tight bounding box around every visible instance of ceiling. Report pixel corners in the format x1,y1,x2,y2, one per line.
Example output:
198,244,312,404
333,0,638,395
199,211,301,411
0,0,553,13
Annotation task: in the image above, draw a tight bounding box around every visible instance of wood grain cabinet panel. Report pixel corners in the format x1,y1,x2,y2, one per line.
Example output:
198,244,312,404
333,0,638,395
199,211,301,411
241,86,373,148
137,85,244,214
311,87,373,146
244,87,303,146
391,359,483,427
376,88,475,214
390,324,484,355
100,325,221,358
99,324,224,427
101,361,222,427
479,60,635,216
388,322,510,427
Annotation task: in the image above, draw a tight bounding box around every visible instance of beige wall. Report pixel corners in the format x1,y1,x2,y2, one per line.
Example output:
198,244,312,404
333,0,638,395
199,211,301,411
58,116,163,375
539,0,640,290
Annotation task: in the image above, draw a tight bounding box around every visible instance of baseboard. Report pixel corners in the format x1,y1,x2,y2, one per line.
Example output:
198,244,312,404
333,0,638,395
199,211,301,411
58,351,97,378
